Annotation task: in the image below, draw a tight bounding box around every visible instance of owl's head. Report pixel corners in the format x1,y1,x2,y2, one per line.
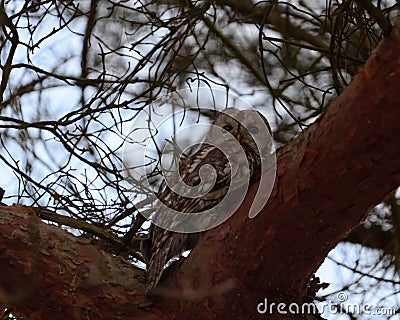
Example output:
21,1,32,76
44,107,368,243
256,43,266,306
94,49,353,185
237,109,273,157
209,107,242,140
208,108,273,157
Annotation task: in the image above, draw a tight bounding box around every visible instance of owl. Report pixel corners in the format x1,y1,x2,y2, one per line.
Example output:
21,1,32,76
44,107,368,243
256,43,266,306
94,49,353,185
140,108,272,293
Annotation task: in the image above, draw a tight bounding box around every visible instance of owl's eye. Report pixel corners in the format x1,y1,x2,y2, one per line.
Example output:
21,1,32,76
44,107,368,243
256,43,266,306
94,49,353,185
247,125,259,134
222,124,234,132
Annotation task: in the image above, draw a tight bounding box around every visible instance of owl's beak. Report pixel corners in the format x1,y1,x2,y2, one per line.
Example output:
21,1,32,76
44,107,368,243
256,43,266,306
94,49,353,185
235,132,242,141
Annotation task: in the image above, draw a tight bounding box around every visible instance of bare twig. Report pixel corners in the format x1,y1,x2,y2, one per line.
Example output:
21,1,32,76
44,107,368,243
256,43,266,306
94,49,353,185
356,0,392,35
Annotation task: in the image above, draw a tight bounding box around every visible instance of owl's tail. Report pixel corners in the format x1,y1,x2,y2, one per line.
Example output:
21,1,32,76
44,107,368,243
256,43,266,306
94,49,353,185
145,233,174,294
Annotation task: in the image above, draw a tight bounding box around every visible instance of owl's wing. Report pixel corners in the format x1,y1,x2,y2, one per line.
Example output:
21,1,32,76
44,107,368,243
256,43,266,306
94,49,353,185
152,144,235,232
144,144,234,292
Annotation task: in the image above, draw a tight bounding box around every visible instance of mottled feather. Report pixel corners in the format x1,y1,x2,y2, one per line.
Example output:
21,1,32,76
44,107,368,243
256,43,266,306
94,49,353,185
141,108,272,292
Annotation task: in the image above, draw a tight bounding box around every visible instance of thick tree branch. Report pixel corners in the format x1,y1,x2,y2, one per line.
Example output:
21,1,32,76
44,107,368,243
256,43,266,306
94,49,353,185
344,224,396,255
214,0,329,50
0,205,161,319
344,192,400,256
155,29,400,318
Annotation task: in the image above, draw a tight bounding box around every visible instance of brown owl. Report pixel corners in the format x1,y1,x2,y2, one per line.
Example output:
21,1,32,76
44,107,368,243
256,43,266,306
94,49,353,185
140,108,272,293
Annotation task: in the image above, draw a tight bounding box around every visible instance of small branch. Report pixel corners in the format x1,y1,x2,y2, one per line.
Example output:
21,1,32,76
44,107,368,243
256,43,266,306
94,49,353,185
356,0,392,36
0,187,4,203
33,207,121,245
0,4,19,103
202,16,267,87
32,207,143,260
123,213,147,246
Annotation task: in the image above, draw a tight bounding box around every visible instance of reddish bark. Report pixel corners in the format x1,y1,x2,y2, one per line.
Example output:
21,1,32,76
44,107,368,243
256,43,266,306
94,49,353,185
0,206,161,320
156,29,400,318
1,29,400,320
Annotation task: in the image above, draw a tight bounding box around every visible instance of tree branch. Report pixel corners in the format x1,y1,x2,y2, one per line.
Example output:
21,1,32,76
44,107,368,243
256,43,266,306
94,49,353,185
355,0,392,36
0,4,19,103
0,205,160,319
155,28,400,318
344,224,397,255
214,0,329,51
